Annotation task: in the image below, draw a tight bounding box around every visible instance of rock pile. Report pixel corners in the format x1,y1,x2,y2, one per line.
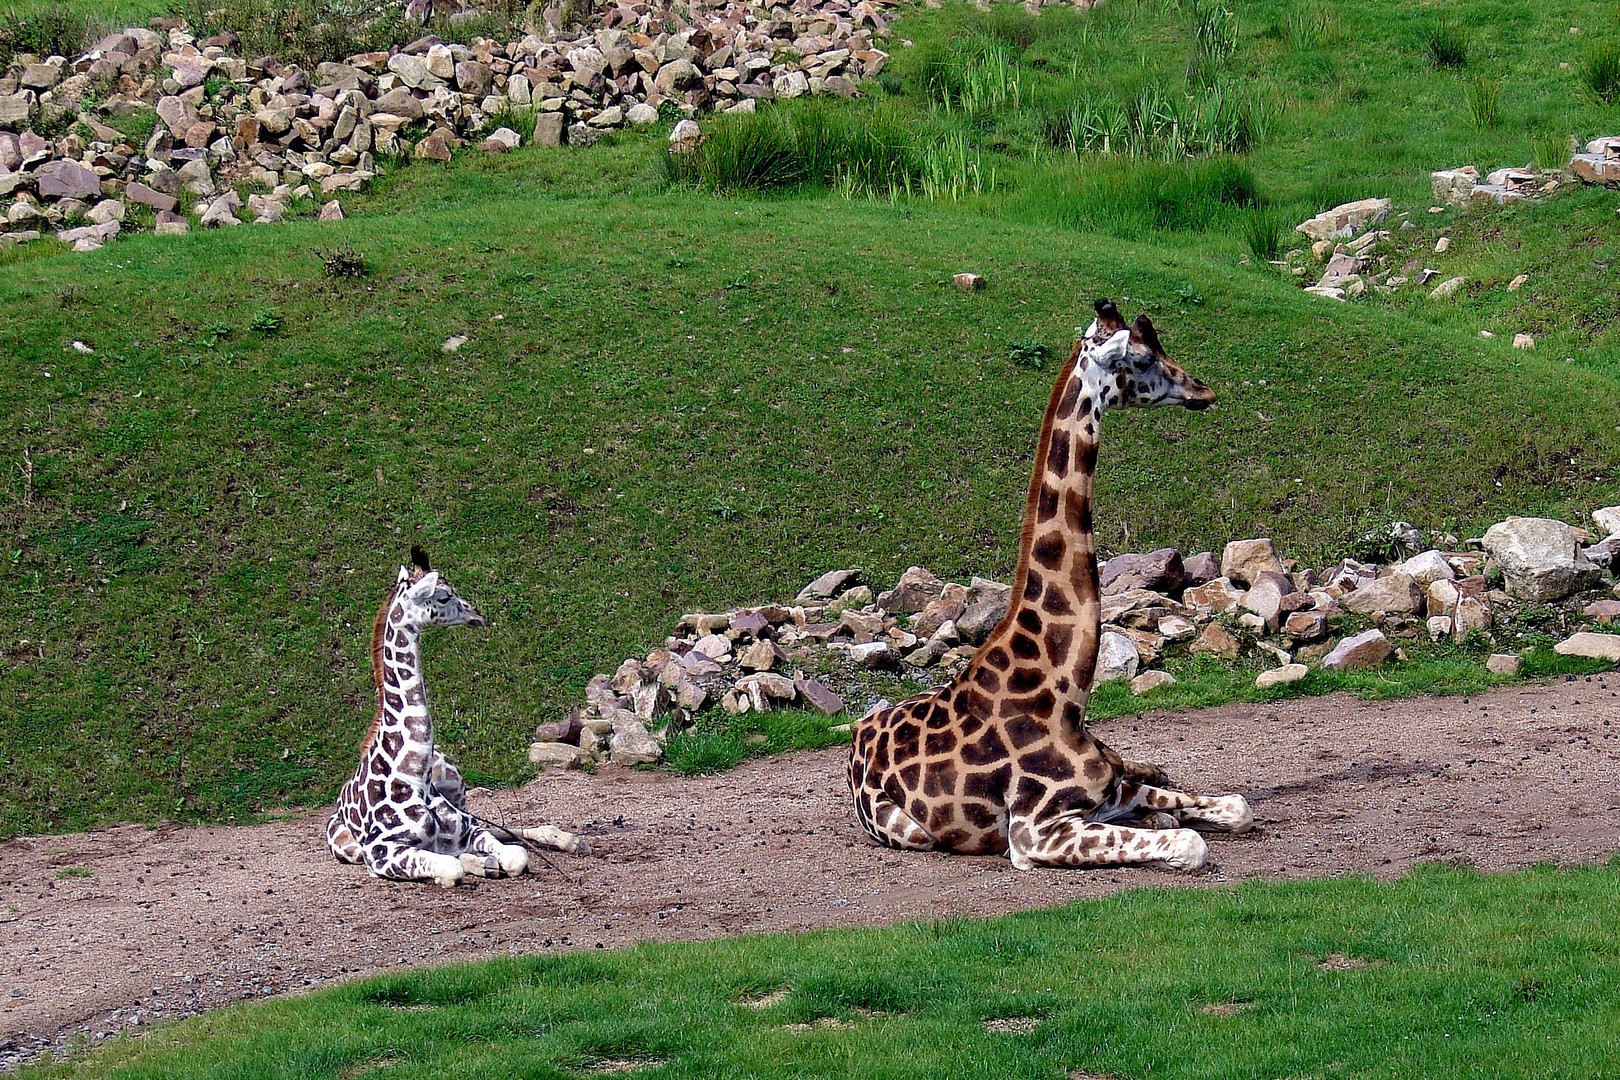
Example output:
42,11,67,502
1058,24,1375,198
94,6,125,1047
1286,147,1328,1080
0,0,897,249
526,507,1620,770
1285,137,1619,305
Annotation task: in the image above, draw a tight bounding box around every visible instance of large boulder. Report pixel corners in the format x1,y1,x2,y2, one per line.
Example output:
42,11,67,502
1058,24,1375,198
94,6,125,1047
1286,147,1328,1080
1092,631,1140,685
1341,572,1424,615
1553,632,1620,662
956,576,1011,643
1221,538,1285,588
877,565,945,614
1100,548,1184,595
1294,198,1391,241
1481,517,1603,602
1320,628,1392,671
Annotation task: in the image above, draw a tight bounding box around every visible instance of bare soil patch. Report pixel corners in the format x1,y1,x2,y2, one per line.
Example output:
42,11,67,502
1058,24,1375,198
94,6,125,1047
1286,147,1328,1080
3,676,1618,1067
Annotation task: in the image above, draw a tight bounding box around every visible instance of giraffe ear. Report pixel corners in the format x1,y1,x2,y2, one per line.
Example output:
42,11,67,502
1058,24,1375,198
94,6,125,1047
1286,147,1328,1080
410,546,431,574
1093,299,1126,335
1131,314,1165,355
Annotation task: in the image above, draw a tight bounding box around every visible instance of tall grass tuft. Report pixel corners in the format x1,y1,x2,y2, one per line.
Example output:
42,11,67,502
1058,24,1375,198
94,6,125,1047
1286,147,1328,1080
664,101,919,195
1534,131,1573,171
1465,75,1502,129
1269,3,1336,50
1014,155,1260,236
1423,17,1469,68
1239,207,1284,262
1187,0,1239,83
1060,79,1277,160
1580,42,1620,104
918,133,993,201
0,4,100,71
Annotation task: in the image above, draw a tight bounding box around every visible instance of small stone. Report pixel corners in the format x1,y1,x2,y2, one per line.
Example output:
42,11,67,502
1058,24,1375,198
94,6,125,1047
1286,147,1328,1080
1294,198,1392,241
1158,615,1196,642
848,641,896,669
1191,622,1240,660
528,741,591,769
533,112,565,147
125,182,177,212
1221,538,1285,588
956,577,1011,643
626,102,659,125
1507,274,1529,291
876,566,946,614
1184,577,1243,613
1552,632,1620,663
798,569,856,601
198,191,241,228
1284,609,1330,641
1255,663,1308,690
1101,548,1184,595
1341,573,1424,615
1320,628,1393,671
1593,506,1620,536
692,633,731,660
736,638,784,672
485,126,521,149
610,714,662,765
1482,517,1602,601
441,334,469,353
953,272,984,291
1434,236,1450,253
153,210,189,236
794,677,845,716
415,134,452,161
1129,670,1176,695
319,199,344,221
1512,333,1534,349
1429,276,1466,299
1485,653,1523,676
1093,631,1140,685
1426,615,1453,642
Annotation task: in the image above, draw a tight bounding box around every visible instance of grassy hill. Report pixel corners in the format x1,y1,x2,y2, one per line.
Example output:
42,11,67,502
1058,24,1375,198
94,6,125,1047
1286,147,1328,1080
3,0,1620,836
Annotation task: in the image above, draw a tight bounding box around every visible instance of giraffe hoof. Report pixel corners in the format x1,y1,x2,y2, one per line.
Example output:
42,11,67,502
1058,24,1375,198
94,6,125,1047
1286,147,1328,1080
459,853,500,878
1160,829,1208,872
564,835,590,856
1139,812,1180,830
1187,795,1254,835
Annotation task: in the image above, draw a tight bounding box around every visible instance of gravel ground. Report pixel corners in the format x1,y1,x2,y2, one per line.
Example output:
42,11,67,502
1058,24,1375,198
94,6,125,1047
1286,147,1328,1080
3,675,1618,1070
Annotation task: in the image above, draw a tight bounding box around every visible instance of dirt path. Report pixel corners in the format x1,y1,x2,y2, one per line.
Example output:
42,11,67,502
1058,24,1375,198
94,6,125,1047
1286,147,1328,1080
4,675,1618,1067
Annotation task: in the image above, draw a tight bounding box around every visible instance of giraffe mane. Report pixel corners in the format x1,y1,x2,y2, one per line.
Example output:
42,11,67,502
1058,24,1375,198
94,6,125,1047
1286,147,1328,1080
360,581,403,752
967,338,1087,662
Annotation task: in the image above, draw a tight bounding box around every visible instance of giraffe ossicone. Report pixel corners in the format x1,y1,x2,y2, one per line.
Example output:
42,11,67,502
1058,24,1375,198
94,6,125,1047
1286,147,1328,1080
849,300,1253,872
326,547,588,887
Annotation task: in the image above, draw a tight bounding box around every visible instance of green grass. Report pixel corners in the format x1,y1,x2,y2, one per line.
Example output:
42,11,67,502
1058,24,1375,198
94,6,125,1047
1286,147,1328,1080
27,861,1620,1079
4,0,1620,836
3,140,1618,838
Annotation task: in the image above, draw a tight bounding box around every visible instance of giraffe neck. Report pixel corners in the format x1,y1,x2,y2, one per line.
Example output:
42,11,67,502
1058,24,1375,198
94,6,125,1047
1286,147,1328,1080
364,589,435,782
972,342,1107,709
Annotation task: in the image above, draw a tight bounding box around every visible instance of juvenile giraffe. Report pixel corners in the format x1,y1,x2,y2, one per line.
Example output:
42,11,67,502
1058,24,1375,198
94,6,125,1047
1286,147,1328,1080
327,548,586,887
848,300,1253,872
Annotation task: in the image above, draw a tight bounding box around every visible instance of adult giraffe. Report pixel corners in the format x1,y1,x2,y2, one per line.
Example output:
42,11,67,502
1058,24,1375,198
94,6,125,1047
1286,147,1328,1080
848,301,1252,871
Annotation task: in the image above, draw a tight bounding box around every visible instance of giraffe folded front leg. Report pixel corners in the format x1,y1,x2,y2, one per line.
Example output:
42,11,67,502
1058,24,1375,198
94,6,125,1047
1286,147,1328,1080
465,829,530,876
364,842,467,887
1011,816,1208,872
1119,784,1253,834
1119,757,1169,788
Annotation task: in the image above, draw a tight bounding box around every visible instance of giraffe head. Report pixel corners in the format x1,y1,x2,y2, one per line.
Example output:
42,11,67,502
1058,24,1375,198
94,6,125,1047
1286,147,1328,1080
1080,299,1216,412
394,547,486,629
